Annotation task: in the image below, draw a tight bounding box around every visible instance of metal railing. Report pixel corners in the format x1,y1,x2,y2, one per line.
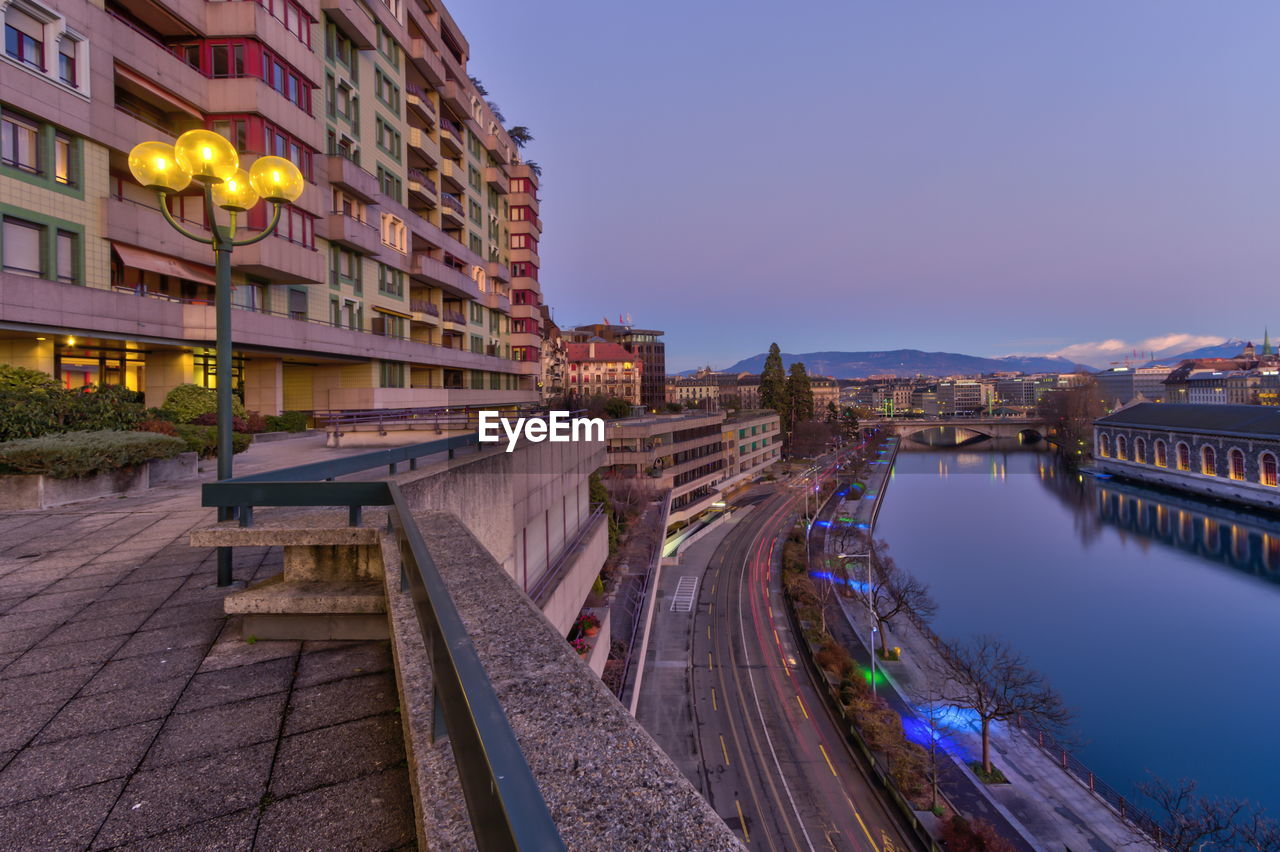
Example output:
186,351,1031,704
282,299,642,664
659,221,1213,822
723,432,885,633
527,503,605,604
441,193,465,215
408,168,438,195
311,403,559,438
201,439,564,849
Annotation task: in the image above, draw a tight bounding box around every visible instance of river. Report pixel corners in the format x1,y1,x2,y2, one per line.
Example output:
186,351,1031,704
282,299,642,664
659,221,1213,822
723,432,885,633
873,441,1280,817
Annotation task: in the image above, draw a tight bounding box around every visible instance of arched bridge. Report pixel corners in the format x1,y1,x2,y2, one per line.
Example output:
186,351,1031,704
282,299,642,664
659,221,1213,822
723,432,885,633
867,416,1050,445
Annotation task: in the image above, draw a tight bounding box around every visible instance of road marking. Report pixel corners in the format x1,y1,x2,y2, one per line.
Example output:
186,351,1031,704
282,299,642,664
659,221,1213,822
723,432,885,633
707,625,711,640
736,799,750,844
711,581,717,594
708,652,714,671
711,687,717,711
818,744,837,777
720,734,731,766
671,576,699,612
844,799,879,852
795,695,809,719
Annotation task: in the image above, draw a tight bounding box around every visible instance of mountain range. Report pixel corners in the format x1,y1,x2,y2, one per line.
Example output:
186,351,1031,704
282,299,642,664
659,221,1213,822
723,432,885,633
697,349,1095,379
1144,339,1248,366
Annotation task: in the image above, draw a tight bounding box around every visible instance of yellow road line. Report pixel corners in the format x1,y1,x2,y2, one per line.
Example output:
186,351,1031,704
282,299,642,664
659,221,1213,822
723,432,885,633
818,743,837,777
736,799,750,844
708,652,714,671
707,625,711,640
711,687,717,711
711,582,717,594
795,695,809,719
720,734,731,766
854,808,880,852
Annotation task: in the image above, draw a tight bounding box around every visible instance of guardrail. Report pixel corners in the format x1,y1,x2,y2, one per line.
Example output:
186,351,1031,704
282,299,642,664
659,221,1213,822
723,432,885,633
527,503,605,604
200,437,563,848
312,403,551,437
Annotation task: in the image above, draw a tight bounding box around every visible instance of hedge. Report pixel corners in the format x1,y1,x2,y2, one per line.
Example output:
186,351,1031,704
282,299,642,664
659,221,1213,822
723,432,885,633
264,410,309,432
173,425,252,459
162,384,246,424
0,366,145,441
0,430,185,479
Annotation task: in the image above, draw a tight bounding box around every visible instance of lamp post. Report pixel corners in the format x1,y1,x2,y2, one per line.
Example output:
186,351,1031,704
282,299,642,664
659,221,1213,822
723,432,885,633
837,551,876,694
128,130,305,586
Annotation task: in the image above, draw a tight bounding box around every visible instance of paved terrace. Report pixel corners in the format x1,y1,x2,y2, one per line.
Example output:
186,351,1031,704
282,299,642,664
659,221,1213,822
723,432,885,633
0,436,417,850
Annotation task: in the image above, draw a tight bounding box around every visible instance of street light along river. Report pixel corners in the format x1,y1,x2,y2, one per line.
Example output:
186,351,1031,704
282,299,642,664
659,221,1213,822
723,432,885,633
874,441,1280,817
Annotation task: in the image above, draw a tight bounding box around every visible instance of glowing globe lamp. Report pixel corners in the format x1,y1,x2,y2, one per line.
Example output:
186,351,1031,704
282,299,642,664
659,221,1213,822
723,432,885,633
248,156,305,203
211,168,260,212
127,141,191,193
174,129,239,183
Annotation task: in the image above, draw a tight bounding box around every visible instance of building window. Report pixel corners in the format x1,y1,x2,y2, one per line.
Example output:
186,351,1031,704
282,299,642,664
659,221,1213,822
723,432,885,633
1098,433,1110,458
2,216,43,276
377,263,403,296
376,166,401,202
1133,437,1146,465
1201,445,1216,476
1,110,40,174
1261,452,1277,487
374,69,399,111
1115,435,1127,461
54,133,74,185
54,229,76,283
1229,448,1245,481
379,360,405,388
4,15,43,70
375,118,400,160
1176,442,1191,471
170,39,313,113
380,213,406,252
57,36,76,85
1155,439,1168,468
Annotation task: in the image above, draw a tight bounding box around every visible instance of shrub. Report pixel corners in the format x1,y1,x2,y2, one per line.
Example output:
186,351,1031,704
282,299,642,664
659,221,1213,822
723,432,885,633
264,410,309,432
65,385,145,432
941,815,1016,852
135,418,178,437
244,411,268,434
189,411,251,432
162,384,246,423
173,425,252,458
0,430,184,478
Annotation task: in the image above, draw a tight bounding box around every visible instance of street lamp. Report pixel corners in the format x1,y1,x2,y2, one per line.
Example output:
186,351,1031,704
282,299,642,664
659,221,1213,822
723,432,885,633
129,130,305,586
837,551,877,695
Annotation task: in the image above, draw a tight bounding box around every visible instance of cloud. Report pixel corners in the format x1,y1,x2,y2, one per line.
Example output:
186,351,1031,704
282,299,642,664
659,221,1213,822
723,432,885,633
1048,334,1228,367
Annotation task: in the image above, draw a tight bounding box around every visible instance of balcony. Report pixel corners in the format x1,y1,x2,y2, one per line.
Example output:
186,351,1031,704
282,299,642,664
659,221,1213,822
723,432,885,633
438,159,467,194
484,166,510,194
510,217,540,237
441,308,467,325
441,79,473,118
408,39,445,87
411,252,479,299
485,261,510,283
325,155,379,202
407,168,438,205
439,117,466,158
439,194,466,228
319,213,381,255
405,83,436,124
410,298,440,318
321,0,376,48
509,247,540,268
482,133,511,164
407,127,439,167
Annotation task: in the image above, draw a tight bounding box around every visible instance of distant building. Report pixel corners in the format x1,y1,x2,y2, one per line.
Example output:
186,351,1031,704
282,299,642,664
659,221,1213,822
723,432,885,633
810,377,840,415
1094,402,1280,510
1094,366,1172,409
602,411,725,522
569,324,666,410
566,342,642,405
995,376,1057,407
539,319,568,403
720,410,782,491
932,380,988,415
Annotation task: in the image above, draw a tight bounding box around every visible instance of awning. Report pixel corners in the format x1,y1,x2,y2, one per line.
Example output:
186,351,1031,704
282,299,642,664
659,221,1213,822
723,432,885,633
113,244,216,288
373,306,413,319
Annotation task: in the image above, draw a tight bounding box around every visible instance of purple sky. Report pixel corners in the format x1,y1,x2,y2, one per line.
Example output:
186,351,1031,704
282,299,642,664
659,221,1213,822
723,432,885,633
452,2,1280,371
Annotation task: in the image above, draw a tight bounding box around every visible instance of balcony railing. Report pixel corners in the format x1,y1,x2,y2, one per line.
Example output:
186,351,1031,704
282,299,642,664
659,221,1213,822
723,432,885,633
441,116,464,138
442,308,467,324
408,168,438,195
410,299,440,316
405,83,437,112
441,193,465,215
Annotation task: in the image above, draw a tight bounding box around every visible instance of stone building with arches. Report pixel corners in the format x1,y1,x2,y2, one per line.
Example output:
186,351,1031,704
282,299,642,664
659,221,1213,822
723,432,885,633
1094,403,1280,510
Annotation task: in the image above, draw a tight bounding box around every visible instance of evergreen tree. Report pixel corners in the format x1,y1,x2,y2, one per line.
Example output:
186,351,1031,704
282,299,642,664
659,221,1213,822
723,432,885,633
825,401,839,423
760,343,789,424
786,362,814,429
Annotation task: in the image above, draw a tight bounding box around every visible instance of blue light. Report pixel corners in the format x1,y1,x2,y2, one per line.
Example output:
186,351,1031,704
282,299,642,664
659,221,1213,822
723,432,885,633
809,570,868,593
814,520,831,528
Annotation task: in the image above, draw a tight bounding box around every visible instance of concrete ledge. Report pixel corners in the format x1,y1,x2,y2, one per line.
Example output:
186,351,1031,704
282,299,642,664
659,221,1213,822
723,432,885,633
224,575,386,615
241,612,388,641
190,522,380,548
0,465,149,509
383,511,742,851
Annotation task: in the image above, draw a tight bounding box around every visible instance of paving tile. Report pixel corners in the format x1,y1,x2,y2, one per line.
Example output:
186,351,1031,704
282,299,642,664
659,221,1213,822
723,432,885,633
112,621,221,661
103,809,256,852
138,601,223,631
256,768,415,852
0,665,97,713
285,672,399,736
67,594,172,624
80,647,205,696
37,677,188,745
0,720,159,805
94,579,184,602
0,635,127,680
0,700,63,751
143,693,286,769
0,628,44,656
198,634,300,673
175,656,294,713
294,641,392,689
0,606,78,635
269,713,406,799
0,777,125,852
93,742,274,848
40,612,152,646
4,588,103,615
41,573,119,593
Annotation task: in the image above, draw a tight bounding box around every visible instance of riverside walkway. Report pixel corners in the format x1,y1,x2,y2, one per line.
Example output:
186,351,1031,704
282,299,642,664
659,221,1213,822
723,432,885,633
0,436,416,851
815,440,1156,851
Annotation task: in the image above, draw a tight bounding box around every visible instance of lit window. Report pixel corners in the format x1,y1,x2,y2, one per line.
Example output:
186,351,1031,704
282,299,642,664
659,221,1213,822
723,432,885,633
1201,445,1217,476
1,112,40,173
1155,440,1168,468
1176,442,1191,471
1263,453,1278,487
1229,448,1245,481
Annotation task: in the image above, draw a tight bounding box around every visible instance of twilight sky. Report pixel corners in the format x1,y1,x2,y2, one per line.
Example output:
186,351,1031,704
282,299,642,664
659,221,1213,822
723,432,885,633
451,2,1280,371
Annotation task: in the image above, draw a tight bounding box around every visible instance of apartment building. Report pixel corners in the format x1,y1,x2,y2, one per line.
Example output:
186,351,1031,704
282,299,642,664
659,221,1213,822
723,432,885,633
565,341,641,405
720,410,780,491
0,0,543,414
602,411,724,522
1094,366,1172,408
665,369,760,410
810,376,839,414
567,323,665,411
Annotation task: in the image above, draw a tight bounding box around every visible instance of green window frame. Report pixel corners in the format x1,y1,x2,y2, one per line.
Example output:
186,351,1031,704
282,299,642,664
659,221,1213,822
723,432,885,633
0,205,85,284
0,105,84,199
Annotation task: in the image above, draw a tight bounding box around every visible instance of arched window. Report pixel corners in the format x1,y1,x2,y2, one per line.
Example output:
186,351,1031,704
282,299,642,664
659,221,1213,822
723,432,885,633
1134,437,1147,464
1261,453,1278,487
1155,440,1168,467
1099,433,1111,458
1201,445,1217,476
1177,442,1191,471
1229,448,1245,481
1116,435,1128,460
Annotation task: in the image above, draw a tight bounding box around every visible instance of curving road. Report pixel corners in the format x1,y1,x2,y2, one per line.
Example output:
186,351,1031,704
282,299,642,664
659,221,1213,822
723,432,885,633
688,472,920,852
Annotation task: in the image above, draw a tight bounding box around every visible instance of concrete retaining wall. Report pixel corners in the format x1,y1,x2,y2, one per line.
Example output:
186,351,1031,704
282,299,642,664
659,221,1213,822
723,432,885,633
0,451,199,509
1096,458,1280,510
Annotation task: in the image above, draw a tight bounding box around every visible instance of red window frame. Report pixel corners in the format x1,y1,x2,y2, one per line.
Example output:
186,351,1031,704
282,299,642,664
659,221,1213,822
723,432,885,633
205,115,316,182
171,39,314,114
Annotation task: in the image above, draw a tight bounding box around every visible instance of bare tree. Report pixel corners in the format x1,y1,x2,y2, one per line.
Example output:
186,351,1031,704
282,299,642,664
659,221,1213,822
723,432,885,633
1242,805,1280,852
938,634,1070,776
865,541,937,658
1138,776,1243,851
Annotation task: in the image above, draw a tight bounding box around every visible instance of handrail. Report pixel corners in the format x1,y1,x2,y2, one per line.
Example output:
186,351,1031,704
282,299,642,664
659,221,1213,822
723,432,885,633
388,482,564,850
527,503,605,604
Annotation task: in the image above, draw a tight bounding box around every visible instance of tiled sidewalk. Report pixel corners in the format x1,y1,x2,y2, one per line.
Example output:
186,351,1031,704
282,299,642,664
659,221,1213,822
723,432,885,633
0,447,416,850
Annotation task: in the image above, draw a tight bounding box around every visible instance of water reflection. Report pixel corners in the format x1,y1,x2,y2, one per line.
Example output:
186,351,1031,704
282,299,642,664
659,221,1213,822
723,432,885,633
1036,458,1280,583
